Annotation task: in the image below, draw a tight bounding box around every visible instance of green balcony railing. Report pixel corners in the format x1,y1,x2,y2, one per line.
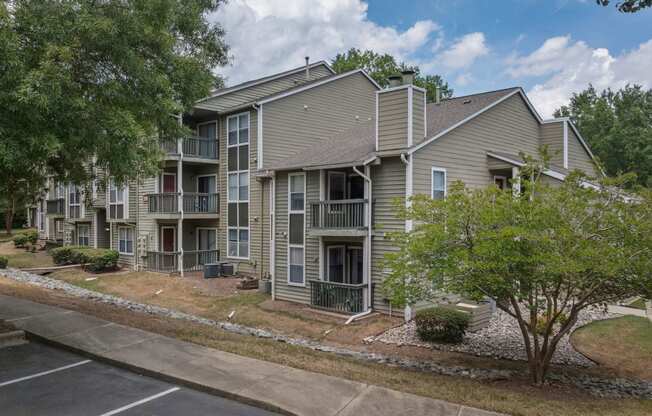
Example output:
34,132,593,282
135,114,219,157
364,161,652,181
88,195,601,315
309,280,365,314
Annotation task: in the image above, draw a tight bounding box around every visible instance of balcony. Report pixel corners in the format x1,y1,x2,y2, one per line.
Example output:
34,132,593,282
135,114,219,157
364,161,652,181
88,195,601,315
309,280,365,314
160,137,218,161
145,249,220,273
183,193,219,215
309,199,368,236
147,193,219,218
46,199,65,216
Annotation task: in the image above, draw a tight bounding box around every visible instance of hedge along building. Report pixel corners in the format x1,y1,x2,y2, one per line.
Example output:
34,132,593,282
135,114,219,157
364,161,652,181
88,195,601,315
34,60,602,317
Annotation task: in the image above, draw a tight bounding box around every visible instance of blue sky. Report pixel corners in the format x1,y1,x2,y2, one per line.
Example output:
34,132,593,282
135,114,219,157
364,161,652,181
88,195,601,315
212,0,652,116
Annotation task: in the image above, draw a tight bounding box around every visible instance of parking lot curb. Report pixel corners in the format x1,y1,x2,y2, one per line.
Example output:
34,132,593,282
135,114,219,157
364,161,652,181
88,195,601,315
0,330,27,348
23,331,296,416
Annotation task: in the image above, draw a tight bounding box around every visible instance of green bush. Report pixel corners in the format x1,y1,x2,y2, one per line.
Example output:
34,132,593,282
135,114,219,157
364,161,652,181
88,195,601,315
50,246,119,272
0,256,8,269
414,306,471,344
12,229,38,248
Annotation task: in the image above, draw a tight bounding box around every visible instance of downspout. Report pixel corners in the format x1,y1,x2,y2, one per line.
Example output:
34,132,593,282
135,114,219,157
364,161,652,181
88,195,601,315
347,162,374,324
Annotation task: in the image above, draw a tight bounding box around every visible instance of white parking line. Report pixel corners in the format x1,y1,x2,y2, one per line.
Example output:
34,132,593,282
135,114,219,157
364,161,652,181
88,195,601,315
97,387,180,416
0,360,92,387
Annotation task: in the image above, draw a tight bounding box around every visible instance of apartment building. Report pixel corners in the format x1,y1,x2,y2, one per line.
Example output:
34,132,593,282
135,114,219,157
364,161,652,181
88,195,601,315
35,60,601,315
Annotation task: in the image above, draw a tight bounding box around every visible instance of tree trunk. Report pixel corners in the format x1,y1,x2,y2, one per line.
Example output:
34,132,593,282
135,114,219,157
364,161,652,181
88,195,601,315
4,207,14,235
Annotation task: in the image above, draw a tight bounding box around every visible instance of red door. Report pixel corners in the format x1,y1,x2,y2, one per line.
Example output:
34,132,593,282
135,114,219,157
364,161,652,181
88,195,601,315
161,227,176,252
163,174,176,193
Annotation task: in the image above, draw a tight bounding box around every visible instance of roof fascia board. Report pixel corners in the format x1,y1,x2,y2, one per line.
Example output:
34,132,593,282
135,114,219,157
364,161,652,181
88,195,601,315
257,69,380,105
378,84,427,95
196,61,335,103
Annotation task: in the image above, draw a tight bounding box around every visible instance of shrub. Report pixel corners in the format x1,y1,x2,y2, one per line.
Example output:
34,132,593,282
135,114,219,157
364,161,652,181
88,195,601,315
12,229,38,248
534,312,569,336
0,256,8,269
414,306,470,344
13,233,28,248
51,246,118,272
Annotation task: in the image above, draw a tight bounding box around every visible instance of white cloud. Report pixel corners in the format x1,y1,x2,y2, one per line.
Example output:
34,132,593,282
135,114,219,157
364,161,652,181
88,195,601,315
211,0,442,84
507,35,652,117
438,32,489,70
455,73,473,86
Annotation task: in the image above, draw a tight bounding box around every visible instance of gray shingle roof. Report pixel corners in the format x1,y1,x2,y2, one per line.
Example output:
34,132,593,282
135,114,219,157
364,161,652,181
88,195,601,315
426,87,521,138
266,122,375,171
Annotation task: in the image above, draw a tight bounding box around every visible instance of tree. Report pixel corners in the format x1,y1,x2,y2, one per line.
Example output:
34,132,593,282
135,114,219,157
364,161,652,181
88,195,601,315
596,0,652,12
382,153,652,384
554,85,652,187
331,48,452,102
0,0,228,233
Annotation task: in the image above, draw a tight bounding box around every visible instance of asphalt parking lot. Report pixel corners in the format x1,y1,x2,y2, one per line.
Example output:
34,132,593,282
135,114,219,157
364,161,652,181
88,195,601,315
0,341,280,416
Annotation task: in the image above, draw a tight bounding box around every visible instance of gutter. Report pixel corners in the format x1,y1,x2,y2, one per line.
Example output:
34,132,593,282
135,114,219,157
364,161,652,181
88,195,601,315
349,161,374,324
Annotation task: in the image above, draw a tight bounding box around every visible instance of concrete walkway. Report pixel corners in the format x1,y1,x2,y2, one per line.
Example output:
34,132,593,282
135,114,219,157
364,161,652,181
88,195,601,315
0,294,504,416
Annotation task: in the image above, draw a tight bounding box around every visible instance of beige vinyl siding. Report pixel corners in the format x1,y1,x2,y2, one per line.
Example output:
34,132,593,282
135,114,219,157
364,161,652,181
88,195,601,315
196,64,333,113
273,170,320,304
539,121,564,168
261,72,377,169
370,157,405,312
412,88,426,145
138,176,158,258
567,128,600,177
412,94,541,194
377,89,408,152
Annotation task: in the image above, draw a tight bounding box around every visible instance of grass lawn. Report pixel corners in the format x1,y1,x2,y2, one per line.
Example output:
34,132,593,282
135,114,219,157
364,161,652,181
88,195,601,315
0,241,54,268
572,316,652,380
49,268,399,347
0,278,650,416
0,228,32,243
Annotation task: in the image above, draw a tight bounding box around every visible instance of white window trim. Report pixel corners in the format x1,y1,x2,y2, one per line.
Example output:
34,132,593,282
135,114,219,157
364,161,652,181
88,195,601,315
108,178,129,220
325,245,345,283
431,167,447,199
118,226,134,255
161,172,177,193
77,224,90,246
68,184,82,219
196,174,218,193
160,226,177,252
287,172,306,287
195,227,218,251
227,111,251,260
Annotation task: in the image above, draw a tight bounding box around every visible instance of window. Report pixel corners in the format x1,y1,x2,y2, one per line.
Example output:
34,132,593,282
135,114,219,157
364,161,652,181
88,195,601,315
197,121,218,158
55,182,65,199
227,112,250,258
494,175,507,190
118,227,134,254
327,246,345,283
69,184,81,218
109,178,127,219
77,224,89,246
38,200,45,231
288,173,305,285
328,172,346,200
197,228,217,251
431,168,447,200
349,247,364,285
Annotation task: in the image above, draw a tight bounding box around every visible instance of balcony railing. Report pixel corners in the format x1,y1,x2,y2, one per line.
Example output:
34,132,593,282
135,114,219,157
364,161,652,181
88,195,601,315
159,137,218,160
183,250,220,271
145,250,220,273
145,251,179,273
310,199,367,229
148,193,179,214
183,193,219,214
46,199,65,215
309,280,365,314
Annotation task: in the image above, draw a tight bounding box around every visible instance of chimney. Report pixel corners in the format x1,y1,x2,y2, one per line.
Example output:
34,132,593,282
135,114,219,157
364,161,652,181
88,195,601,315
435,86,441,104
305,56,310,80
388,74,402,88
401,69,415,85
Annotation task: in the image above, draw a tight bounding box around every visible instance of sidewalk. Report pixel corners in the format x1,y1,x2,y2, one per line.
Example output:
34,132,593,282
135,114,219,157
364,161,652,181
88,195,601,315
0,294,503,416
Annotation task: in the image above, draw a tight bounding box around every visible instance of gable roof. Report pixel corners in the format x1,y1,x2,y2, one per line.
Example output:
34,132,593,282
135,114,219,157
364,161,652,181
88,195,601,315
410,87,542,154
197,61,335,102
266,121,376,171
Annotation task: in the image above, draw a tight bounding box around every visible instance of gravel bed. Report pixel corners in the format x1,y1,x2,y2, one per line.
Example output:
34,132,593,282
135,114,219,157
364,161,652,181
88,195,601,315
2,268,650,399
369,308,614,367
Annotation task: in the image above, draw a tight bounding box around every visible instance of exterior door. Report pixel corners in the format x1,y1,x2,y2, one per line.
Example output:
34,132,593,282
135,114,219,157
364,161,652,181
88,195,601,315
327,246,345,283
162,174,176,193
161,227,176,252
348,247,364,284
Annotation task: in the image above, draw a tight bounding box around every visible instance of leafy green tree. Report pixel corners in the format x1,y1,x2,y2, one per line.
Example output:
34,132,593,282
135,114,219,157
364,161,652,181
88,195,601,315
554,85,652,187
383,154,652,384
331,48,452,102
0,0,228,233
596,0,652,12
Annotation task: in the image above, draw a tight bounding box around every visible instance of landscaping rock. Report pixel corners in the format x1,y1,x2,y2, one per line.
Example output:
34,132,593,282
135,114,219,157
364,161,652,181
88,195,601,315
2,268,650,399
